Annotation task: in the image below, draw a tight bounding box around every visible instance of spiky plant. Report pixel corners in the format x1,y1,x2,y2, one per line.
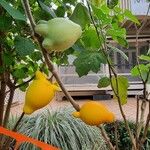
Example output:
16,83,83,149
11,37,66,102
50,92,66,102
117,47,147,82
8,107,107,150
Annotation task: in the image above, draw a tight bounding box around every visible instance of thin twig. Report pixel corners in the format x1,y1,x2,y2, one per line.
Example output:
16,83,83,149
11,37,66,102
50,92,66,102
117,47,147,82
41,48,80,111
114,122,119,150
140,101,150,144
21,0,36,34
3,88,15,127
3,112,25,150
98,125,115,150
135,95,140,148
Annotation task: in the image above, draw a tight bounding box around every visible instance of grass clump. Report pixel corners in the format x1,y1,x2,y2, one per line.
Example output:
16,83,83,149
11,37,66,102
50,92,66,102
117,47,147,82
9,107,107,150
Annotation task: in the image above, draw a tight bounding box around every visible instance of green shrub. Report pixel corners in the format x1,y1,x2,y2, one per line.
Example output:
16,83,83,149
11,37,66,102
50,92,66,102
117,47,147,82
104,121,150,150
9,108,107,150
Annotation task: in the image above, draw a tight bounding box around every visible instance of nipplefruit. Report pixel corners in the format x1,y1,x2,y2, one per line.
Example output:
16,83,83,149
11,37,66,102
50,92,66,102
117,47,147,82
35,18,82,52
72,101,115,126
23,71,60,114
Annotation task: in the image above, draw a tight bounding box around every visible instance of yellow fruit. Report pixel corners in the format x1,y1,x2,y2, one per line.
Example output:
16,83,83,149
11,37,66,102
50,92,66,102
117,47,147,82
35,18,82,52
23,71,60,114
72,101,115,126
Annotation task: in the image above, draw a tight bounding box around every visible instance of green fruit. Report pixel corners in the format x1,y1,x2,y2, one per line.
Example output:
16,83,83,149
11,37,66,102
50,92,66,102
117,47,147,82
35,18,82,52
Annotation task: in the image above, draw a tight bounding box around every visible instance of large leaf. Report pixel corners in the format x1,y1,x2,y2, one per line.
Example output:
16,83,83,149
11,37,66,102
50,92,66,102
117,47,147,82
98,76,110,88
2,52,14,66
131,64,149,81
0,0,26,21
139,55,150,62
0,16,12,31
70,3,91,28
37,0,57,18
124,10,140,25
116,36,128,48
82,27,102,49
14,36,35,57
131,64,149,77
91,4,112,25
73,51,106,77
111,76,129,105
107,44,128,61
107,27,126,38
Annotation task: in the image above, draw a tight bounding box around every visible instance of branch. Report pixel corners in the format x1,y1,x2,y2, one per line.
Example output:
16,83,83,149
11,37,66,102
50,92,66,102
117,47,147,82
135,95,140,147
15,76,34,89
98,125,115,150
5,76,34,95
3,88,15,127
0,46,6,126
140,101,150,144
22,0,80,111
86,1,136,149
21,0,36,34
3,113,25,150
114,122,119,150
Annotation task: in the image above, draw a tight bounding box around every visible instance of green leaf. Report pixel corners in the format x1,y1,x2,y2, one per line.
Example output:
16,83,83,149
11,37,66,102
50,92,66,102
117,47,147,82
13,68,27,79
0,16,12,31
14,36,35,57
30,51,42,61
107,0,119,9
70,3,91,28
131,64,149,81
116,37,128,48
131,64,149,77
82,27,102,49
55,6,65,17
124,10,140,25
101,5,110,14
98,76,110,88
2,52,14,66
107,27,126,38
0,0,26,21
91,5,112,25
111,76,129,105
139,55,150,62
0,67,5,74
107,44,128,61
19,82,29,92
37,0,57,18
73,50,106,77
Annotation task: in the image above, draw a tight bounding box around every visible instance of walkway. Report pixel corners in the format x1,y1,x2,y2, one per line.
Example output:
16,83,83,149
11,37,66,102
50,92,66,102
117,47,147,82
11,98,149,122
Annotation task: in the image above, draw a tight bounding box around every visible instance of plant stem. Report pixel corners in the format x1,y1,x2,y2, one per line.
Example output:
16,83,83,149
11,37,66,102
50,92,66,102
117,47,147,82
22,0,80,111
114,122,119,150
2,112,25,150
99,126,115,150
12,112,25,132
135,95,140,148
3,88,15,127
86,1,136,149
140,101,150,144
21,0,36,34
41,48,80,111
0,45,6,126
